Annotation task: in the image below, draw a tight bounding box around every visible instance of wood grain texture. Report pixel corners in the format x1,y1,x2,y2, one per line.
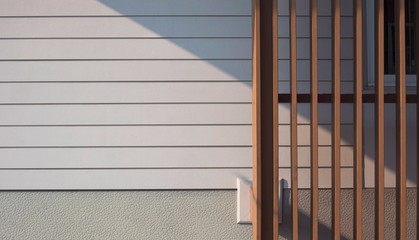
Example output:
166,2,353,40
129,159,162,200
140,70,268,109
353,0,363,238
375,0,385,238
331,0,341,238
251,0,278,238
251,0,261,236
290,0,299,238
395,0,406,238
310,0,319,238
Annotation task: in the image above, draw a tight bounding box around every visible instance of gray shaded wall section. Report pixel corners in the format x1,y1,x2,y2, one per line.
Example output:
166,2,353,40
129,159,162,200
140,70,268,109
280,189,417,240
0,190,417,240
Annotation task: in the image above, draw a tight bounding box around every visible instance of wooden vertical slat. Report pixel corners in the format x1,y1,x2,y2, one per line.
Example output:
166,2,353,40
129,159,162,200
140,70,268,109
290,0,299,239
353,0,363,239
395,0,406,239
331,0,341,239
271,0,279,237
251,0,278,238
309,0,319,239
375,0,385,239
251,0,261,237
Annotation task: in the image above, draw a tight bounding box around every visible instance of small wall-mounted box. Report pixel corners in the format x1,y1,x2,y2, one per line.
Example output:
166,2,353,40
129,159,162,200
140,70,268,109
236,178,283,224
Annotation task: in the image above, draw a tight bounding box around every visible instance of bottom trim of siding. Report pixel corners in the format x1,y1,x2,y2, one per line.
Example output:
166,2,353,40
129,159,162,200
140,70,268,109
0,168,358,190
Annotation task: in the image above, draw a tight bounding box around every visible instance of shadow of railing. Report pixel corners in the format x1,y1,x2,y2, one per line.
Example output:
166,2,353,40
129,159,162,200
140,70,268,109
97,0,417,186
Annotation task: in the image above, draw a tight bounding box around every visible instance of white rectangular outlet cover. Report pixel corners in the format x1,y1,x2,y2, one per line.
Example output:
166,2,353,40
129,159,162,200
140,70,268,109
237,178,283,224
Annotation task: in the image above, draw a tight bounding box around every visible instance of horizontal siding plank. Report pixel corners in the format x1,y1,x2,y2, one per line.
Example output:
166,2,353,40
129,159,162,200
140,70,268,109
278,59,353,81
278,38,353,60
0,60,252,81
278,0,353,17
278,16,353,38
0,146,353,169
0,38,353,60
279,124,353,146
0,17,251,38
0,82,252,103
0,0,354,18
0,82,358,103
0,169,251,190
0,38,352,60
0,104,251,125
0,125,251,147
0,59,352,82
0,0,251,16
278,146,354,167
295,168,354,189
0,168,354,190
1,103,357,126
0,39,251,60
0,147,252,168
278,103,353,124
0,124,355,147
278,82,353,94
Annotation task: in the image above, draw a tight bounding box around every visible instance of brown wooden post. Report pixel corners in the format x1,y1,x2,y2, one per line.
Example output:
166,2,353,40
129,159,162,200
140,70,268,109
375,0,385,239
251,0,278,239
289,0,299,239
394,0,407,239
394,0,406,239
331,0,341,238
353,0,363,239
309,0,319,239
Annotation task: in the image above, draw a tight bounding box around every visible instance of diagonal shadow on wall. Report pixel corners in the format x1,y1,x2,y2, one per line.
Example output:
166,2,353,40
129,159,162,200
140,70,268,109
97,0,417,188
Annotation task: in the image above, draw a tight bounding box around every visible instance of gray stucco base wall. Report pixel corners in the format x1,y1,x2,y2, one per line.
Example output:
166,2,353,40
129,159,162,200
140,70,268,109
280,189,417,240
0,190,416,240
0,191,252,240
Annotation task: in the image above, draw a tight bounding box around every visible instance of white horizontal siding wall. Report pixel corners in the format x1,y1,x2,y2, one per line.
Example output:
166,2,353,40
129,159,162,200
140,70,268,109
1,0,409,190
0,0,254,189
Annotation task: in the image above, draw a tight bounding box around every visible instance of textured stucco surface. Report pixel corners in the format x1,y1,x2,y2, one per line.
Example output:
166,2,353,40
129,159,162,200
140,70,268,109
0,191,252,240
0,189,416,240
280,189,417,240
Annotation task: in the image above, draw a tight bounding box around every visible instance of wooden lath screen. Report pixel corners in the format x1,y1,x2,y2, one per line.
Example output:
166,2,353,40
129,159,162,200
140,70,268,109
251,0,417,239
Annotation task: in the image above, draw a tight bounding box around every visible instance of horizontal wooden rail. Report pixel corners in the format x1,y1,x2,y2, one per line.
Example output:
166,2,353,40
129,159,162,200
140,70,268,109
278,94,418,103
